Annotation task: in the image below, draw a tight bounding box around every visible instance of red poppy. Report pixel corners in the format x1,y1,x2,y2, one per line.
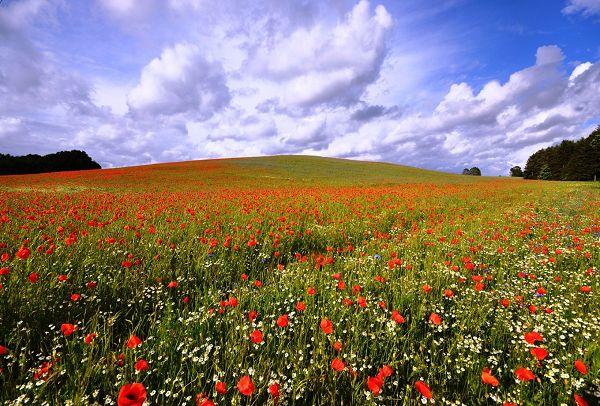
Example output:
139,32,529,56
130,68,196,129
429,312,442,325
320,318,333,334
84,333,97,344
127,335,142,349
268,382,280,398
444,289,454,298
391,310,405,324
481,368,499,387
215,381,227,394
61,323,75,336
237,375,254,396
16,246,30,260
574,359,588,375
333,341,342,352
276,314,289,328
415,380,432,399
167,281,177,289
250,329,263,344
524,331,543,344
331,358,345,372
530,347,548,361
70,293,81,301
295,301,306,311
0,345,8,355
134,359,148,372
579,286,591,293
514,367,535,381
500,298,510,308
307,287,316,295
378,365,393,378
574,393,589,406
367,375,384,396
422,284,431,293
28,272,38,283
118,382,147,406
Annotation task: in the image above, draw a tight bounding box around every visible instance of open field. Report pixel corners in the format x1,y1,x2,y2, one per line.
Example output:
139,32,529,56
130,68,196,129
0,156,598,405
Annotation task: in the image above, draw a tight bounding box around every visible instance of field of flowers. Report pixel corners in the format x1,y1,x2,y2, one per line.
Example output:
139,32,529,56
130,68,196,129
0,156,598,405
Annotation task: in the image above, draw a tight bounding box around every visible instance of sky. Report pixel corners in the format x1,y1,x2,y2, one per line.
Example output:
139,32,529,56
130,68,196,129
0,0,599,175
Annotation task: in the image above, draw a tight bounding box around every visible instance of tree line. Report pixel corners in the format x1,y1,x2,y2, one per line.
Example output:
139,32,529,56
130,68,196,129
518,126,599,181
0,150,101,175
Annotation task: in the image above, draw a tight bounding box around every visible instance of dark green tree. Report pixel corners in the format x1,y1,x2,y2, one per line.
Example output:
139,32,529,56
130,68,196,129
510,166,523,177
469,167,481,176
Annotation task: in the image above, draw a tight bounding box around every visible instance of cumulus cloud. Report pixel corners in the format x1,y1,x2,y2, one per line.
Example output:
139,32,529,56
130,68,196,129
563,0,600,17
127,43,230,119
246,0,392,109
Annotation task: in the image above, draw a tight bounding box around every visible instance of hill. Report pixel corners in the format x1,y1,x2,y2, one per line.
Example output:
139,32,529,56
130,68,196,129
0,155,492,192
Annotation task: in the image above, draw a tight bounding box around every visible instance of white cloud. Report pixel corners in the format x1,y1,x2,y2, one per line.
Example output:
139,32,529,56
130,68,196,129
246,0,392,109
127,43,230,119
563,0,600,16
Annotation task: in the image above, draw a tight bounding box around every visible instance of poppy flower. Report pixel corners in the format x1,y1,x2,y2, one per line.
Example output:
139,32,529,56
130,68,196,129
579,286,591,294
320,318,333,334
332,341,342,352
524,331,543,344
422,284,431,293
248,310,258,321
500,298,510,308
530,347,548,361
276,314,289,328
268,382,280,398
415,380,432,399
295,301,306,311
574,359,588,375
481,368,499,387
429,312,442,325
237,375,254,396
127,335,142,349
16,247,30,260
514,367,535,381
331,358,345,372
574,393,589,406
378,365,393,378
28,272,38,283
84,333,97,344
215,381,227,394
307,287,316,295
391,310,405,324
134,359,148,372
250,329,263,344
61,323,75,336
367,375,384,396
118,382,147,406
0,345,8,355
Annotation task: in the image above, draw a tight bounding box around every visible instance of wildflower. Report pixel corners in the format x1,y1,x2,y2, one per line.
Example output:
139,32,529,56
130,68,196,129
237,375,254,396
118,383,146,406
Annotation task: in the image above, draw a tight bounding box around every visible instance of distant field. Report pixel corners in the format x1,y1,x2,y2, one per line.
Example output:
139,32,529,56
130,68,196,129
0,156,598,405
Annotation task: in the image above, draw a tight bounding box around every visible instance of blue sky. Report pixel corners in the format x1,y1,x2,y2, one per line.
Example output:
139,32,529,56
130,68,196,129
1,0,599,174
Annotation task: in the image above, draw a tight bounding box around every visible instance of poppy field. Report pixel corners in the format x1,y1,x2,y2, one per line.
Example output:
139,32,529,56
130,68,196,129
0,155,598,405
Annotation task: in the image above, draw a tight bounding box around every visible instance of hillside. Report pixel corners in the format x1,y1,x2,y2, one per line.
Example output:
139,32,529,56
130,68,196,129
0,155,494,192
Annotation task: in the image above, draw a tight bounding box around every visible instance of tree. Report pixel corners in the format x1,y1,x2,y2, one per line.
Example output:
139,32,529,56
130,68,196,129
523,126,600,181
469,167,481,176
510,166,523,177
462,168,471,175
0,150,101,175
539,164,552,180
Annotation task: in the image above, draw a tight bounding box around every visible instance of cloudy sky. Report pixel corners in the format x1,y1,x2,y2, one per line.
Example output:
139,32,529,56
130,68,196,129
1,0,599,175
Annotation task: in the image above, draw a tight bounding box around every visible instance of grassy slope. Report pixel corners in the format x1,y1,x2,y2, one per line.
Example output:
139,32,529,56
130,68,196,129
0,155,497,191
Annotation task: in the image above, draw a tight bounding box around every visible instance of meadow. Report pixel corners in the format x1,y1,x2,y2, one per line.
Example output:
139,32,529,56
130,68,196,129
0,156,598,405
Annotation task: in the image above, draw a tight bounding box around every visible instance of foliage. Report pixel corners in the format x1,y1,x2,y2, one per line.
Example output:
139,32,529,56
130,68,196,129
523,126,600,180
0,156,598,405
462,167,481,176
0,150,101,175
509,166,523,177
